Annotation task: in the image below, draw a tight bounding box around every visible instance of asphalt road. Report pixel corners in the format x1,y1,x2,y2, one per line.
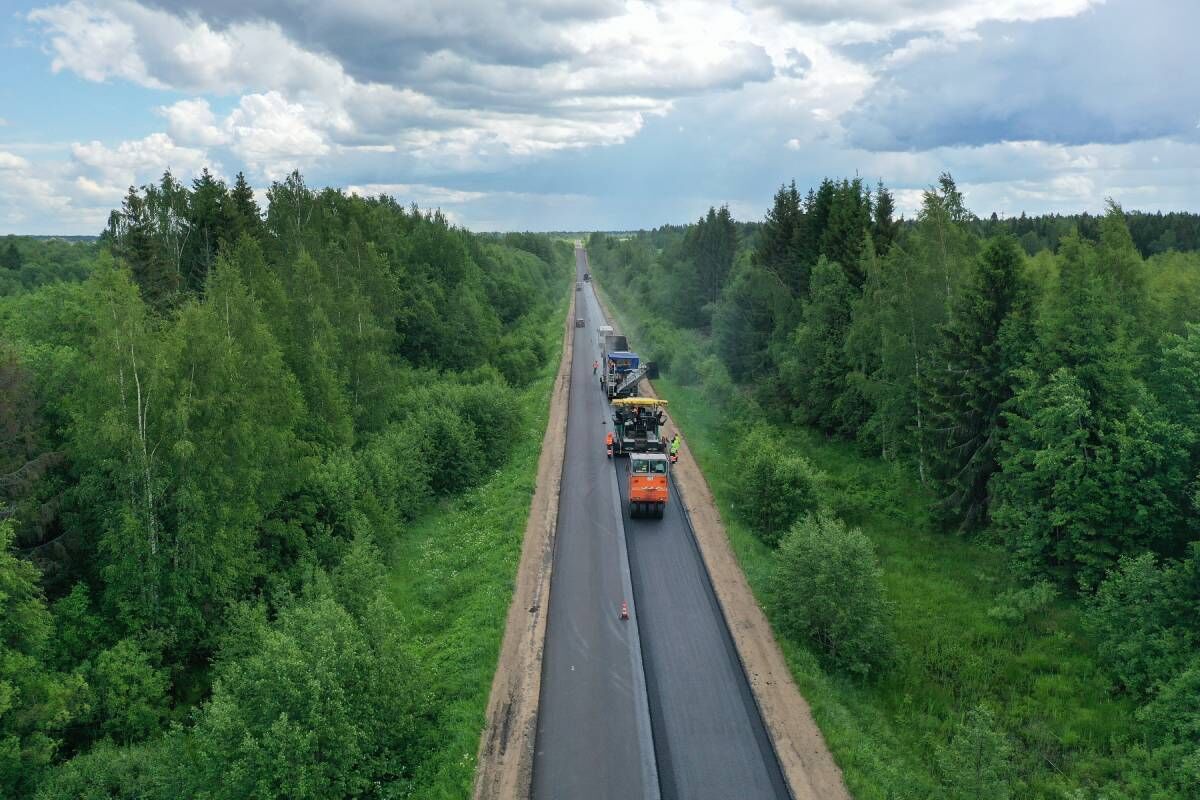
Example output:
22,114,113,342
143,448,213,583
532,247,788,800
532,248,657,800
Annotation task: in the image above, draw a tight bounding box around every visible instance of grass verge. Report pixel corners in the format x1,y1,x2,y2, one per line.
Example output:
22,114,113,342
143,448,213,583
387,292,568,798
600,283,1135,799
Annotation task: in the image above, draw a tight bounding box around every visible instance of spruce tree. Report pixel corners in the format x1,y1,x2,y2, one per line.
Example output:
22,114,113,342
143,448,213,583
229,172,264,242
821,179,871,287
781,256,855,432
923,235,1032,531
872,181,899,256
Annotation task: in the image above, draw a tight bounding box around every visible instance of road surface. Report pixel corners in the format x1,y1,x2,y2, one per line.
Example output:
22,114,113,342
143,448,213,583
532,247,788,800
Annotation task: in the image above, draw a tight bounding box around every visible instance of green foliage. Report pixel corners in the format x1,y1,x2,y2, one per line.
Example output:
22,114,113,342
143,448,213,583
779,255,855,432
89,638,169,744
1083,550,1200,698
1134,657,1200,797
935,705,1015,800
1,170,569,797
922,235,1033,530
986,580,1057,625
772,512,894,676
731,429,821,546
189,594,420,799
0,522,86,797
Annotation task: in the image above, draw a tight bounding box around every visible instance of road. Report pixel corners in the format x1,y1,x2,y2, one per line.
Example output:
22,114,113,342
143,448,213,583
532,247,789,800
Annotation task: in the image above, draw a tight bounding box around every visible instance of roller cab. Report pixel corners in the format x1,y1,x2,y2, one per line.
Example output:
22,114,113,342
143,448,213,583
628,452,669,519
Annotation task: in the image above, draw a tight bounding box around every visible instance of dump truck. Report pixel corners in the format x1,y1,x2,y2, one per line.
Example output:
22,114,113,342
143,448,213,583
627,452,669,518
609,397,668,457
597,324,614,353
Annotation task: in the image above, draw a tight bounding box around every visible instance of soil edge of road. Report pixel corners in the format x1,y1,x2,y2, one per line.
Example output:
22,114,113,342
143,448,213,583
593,281,851,800
473,291,575,800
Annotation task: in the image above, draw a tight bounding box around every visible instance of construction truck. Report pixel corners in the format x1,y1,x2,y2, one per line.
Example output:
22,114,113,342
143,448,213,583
627,452,669,518
596,325,614,353
609,397,668,457
600,349,648,399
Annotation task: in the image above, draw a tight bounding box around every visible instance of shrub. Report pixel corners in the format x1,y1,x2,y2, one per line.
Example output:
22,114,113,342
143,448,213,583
698,354,736,406
1134,656,1200,797
358,422,433,522
771,512,894,675
420,407,485,495
732,429,821,546
986,580,1058,625
935,705,1015,800
450,381,520,471
1083,550,1199,698
189,595,421,799
670,339,703,386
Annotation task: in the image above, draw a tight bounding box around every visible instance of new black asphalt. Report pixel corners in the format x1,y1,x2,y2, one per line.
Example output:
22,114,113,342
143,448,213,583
532,247,788,800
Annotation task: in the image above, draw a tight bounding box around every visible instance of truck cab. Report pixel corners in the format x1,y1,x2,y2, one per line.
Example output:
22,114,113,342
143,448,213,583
628,452,669,518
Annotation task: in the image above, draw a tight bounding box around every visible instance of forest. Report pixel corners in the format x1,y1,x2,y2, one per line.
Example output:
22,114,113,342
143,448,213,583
0,170,569,798
589,176,1200,799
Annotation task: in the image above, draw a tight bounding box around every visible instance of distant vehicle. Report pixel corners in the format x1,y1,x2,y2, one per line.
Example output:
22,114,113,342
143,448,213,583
576,281,582,291
627,452,669,518
576,317,585,328
609,397,668,456
583,272,591,281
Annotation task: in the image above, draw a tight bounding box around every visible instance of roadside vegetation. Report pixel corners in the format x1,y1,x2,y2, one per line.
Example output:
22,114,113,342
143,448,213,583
0,170,569,799
591,180,1200,798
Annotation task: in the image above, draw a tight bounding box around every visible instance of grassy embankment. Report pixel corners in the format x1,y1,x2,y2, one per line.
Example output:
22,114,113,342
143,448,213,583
598,282,1134,799
387,290,569,798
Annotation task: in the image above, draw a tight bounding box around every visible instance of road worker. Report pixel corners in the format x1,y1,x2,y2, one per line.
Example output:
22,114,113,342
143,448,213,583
606,431,614,458
593,359,599,374
670,433,681,463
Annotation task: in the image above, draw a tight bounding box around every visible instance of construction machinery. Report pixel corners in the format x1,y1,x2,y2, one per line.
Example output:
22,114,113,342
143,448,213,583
627,452,669,518
609,397,668,457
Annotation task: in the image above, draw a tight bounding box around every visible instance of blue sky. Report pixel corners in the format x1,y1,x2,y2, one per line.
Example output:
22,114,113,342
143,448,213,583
0,0,1197,234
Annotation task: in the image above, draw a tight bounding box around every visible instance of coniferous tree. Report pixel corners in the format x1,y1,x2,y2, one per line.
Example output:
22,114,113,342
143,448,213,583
922,235,1032,531
106,187,178,310
821,178,872,288
780,256,856,432
756,182,804,293
872,181,899,256
228,172,264,242
991,234,1187,588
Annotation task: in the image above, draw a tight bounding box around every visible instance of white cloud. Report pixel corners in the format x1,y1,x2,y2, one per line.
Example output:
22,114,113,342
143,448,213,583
70,132,212,196
157,99,228,147
0,152,31,170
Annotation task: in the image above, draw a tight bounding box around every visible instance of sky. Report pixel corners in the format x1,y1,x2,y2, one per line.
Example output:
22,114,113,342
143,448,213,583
0,0,1197,234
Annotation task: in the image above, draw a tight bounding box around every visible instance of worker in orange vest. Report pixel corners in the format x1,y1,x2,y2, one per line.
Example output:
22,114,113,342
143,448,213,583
606,431,614,458
593,359,599,374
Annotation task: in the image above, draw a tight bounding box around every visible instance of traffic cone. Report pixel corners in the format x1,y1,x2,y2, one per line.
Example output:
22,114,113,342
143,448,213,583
620,600,629,620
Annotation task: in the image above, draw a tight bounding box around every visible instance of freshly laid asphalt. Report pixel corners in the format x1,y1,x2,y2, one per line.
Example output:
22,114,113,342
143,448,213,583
532,247,788,800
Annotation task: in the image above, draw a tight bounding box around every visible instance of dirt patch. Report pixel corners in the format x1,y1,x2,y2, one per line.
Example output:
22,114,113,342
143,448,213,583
473,293,574,800
593,285,850,800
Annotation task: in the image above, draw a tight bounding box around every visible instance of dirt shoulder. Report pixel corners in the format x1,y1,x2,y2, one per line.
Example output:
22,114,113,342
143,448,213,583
473,293,574,800
593,285,850,800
